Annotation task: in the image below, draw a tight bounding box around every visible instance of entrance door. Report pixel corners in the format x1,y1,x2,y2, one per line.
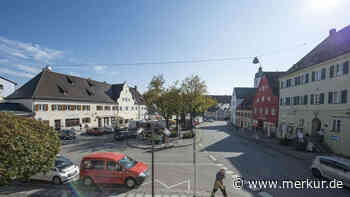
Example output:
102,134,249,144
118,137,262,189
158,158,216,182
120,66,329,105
54,120,61,130
311,118,321,136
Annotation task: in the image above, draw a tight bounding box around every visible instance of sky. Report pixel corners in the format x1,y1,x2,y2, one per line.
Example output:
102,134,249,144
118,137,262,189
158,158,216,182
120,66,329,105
0,0,349,95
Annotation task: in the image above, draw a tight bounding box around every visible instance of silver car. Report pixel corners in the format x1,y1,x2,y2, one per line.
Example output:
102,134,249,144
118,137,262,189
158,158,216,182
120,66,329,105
311,156,350,187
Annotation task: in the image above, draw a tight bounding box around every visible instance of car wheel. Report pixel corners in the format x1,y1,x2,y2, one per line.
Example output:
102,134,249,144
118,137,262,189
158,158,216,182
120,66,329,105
312,168,322,178
83,177,94,186
52,176,62,185
125,178,136,188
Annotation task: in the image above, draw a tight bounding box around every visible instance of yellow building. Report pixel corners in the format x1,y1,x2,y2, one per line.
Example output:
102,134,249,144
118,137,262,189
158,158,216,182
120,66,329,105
278,26,350,157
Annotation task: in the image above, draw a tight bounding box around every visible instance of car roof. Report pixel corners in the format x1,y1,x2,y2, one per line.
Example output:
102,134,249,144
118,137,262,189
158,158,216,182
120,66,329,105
83,152,125,161
318,156,350,165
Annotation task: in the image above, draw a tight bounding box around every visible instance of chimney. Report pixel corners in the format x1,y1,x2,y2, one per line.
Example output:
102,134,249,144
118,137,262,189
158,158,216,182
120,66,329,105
329,28,336,36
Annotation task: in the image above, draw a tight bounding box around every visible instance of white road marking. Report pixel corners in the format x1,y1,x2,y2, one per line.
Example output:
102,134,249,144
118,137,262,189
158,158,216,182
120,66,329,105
215,163,223,167
225,170,234,174
209,155,217,161
258,192,273,197
144,162,216,166
221,167,228,170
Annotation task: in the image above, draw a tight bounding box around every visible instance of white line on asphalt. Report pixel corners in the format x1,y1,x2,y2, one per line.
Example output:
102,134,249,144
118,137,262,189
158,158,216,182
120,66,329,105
221,167,228,170
209,155,217,161
215,163,223,167
225,170,234,174
144,162,216,166
258,192,273,197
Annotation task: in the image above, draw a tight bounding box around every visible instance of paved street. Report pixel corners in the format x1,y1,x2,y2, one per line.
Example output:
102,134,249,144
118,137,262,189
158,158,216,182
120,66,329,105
1,121,350,197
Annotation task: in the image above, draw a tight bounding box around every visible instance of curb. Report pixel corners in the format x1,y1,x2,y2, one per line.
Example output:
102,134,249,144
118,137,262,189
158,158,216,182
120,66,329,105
230,129,315,161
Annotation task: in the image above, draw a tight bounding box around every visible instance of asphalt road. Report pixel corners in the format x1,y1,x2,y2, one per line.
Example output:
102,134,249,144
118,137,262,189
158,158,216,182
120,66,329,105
1,121,350,197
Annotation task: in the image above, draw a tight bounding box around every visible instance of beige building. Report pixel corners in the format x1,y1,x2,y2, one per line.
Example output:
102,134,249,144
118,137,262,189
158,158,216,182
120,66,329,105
278,26,350,157
235,92,255,129
6,67,147,130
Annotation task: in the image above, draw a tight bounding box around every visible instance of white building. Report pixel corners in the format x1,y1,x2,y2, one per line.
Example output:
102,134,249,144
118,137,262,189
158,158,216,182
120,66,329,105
231,88,256,126
6,67,147,130
0,76,17,102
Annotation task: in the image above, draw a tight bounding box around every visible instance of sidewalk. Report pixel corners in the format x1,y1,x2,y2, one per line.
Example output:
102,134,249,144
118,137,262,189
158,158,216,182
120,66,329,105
228,125,327,162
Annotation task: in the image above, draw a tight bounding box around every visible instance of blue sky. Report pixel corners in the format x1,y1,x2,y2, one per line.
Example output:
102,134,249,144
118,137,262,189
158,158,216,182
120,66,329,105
0,0,349,94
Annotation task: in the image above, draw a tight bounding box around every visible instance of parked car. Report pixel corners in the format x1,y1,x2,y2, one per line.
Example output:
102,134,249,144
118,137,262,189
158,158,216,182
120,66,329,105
103,126,115,134
87,128,104,136
311,156,350,187
31,155,79,184
80,152,148,188
59,129,76,140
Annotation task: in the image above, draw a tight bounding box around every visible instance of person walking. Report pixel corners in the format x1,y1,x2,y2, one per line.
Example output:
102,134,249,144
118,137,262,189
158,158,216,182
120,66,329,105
211,168,227,197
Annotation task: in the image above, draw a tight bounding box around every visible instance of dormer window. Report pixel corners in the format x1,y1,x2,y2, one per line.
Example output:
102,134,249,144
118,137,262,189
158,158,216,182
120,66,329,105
66,76,74,85
87,80,94,87
57,85,67,95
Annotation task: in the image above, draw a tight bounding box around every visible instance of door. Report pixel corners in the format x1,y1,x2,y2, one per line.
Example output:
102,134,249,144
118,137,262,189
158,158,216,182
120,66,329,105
55,120,61,130
106,160,124,184
81,159,106,183
311,118,321,136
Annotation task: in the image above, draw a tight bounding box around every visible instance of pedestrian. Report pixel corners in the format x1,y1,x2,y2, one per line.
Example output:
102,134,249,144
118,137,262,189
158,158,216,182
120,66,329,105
318,128,325,143
297,128,304,144
211,168,227,197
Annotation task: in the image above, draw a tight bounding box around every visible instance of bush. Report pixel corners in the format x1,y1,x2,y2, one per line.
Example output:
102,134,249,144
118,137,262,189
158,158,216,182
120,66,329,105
0,112,60,185
182,132,195,139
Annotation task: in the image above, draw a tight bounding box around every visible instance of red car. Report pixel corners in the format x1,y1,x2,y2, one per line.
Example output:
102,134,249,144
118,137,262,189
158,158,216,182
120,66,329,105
80,152,148,188
87,128,104,136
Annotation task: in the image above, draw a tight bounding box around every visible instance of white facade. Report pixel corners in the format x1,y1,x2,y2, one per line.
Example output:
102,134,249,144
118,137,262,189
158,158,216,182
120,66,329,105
0,77,16,100
231,90,244,125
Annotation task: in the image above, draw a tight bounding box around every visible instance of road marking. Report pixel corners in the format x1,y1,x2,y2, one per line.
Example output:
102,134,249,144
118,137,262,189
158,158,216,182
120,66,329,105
144,162,216,166
225,170,234,174
258,192,273,197
215,163,223,167
221,167,228,170
209,155,217,161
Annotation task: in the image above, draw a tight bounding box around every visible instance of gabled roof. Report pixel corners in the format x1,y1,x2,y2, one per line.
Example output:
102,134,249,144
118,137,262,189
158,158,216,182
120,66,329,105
208,95,232,104
234,87,257,99
6,70,115,103
263,72,285,96
237,90,256,110
0,102,34,117
129,87,146,105
0,76,17,85
110,84,124,101
287,25,350,74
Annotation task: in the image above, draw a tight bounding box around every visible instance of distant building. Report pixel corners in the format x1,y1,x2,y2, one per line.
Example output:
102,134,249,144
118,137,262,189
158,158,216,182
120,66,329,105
205,95,231,120
236,91,256,128
0,76,17,101
231,88,257,126
252,72,285,135
279,26,350,157
6,67,147,130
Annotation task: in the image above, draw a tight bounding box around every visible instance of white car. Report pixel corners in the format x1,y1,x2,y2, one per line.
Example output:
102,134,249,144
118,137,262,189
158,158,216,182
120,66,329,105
311,156,350,187
31,156,79,184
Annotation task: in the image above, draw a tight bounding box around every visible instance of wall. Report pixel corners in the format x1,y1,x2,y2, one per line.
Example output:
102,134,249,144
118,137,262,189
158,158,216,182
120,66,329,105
0,78,16,98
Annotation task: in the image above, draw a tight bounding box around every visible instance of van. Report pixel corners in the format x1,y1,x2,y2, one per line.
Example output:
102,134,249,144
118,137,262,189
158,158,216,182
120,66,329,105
80,152,148,188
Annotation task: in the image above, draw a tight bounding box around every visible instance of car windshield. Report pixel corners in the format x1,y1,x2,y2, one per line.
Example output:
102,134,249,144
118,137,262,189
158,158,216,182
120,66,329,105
118,156,137,169
55,156,73,170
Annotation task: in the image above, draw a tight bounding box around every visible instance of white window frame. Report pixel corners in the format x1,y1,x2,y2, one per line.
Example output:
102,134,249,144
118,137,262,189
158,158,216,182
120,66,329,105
271,108,275,116
332,119,341,132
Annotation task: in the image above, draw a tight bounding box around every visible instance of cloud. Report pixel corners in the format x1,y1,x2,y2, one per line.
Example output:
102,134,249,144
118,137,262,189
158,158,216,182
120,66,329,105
14,64,41,74
0,36,63,62
0,68,35,78
93,65,107,71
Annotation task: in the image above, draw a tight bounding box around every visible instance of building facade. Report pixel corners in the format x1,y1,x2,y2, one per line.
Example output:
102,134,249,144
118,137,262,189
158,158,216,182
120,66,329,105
231,88,257,126
236,95,254,129
205,95,231,120
0,76,17,101
278,26,350,157
252,72,284,135
6,67,147,130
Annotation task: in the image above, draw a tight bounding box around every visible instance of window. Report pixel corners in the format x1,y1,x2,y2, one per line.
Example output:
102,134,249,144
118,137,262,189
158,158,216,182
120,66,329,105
96,106,103,111
119,106,123,111
332,119,341,132
89,160,105,170
254,108,257,114
104,106,111,111
57,85,67,95
305,73,309,83
65,118,80,127
303,95,308,105
343,61,349,74
311,72,315,82
51,104,57,111
107,160,121,171
82,105,90,111
310,94,314,104
0,84,3,90
321,68,326,80
262,85,265,91
286,97,291,105
267,96,271,102
66,76,74,84
77,105,82,111
87,80,94,87
320,93,325,104
271,108,275,116
330,65,335,78
259,108,263,114
280,81,284,89
280,97,283,105
262,96,264,102
341,90,348,104
125,106,128,111
82,117,91,123
286,79,291,87
256,98,260,103
334,91,340,104
265,108,269,115
35,104,48,112
336,64,343,76
86,89,94,96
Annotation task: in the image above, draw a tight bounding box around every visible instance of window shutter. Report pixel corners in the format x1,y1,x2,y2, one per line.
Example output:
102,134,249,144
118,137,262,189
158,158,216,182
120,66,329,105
320,93,324,104
321,68,326,80
330,65,334,78
51,105,55,111
343,61,349,74
341,90,348,104
35,104,39,112
310,94,314,104
311,72,315,81
328,92,333,104
45,104,49,111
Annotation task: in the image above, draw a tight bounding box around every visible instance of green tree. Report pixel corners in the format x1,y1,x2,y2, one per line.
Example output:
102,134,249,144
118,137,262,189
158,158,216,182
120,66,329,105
0,112,60,185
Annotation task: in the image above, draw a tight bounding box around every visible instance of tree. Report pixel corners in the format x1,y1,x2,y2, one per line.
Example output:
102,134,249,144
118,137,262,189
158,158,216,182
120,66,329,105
0,112,60,185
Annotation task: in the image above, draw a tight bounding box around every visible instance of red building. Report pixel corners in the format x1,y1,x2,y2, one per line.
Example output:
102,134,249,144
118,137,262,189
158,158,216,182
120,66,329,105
252,72,285,135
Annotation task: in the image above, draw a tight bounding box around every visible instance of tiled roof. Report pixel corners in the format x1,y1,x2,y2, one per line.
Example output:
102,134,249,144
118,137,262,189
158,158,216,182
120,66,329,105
0,102,33,117
129,87,146,105
263,72,285,96
0,76,17,85
287,25,350,74
6,70,145,104
237,91,256,110
208,95,232,104
234,87,257,99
